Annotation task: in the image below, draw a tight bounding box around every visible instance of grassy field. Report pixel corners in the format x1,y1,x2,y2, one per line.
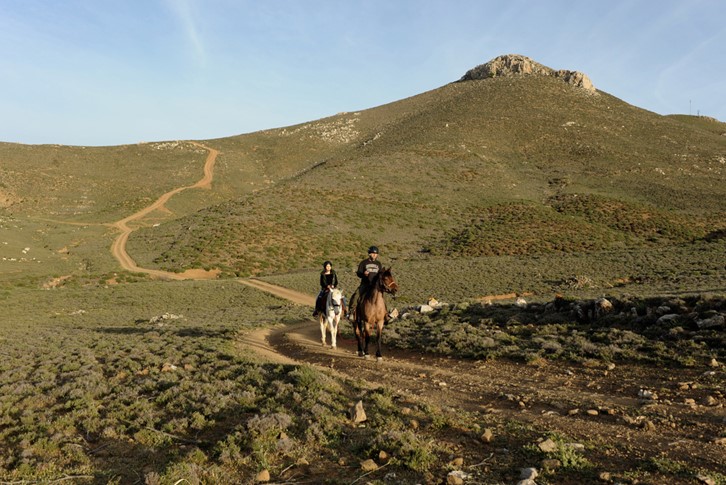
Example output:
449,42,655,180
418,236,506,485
1,60,725,483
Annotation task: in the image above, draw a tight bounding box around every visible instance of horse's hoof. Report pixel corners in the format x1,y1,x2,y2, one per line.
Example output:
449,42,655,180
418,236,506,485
363,354,370,360
376,356,382,362
358,351,364,357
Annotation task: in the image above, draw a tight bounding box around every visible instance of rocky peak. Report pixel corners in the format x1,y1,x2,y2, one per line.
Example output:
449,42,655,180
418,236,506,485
459,54,596,93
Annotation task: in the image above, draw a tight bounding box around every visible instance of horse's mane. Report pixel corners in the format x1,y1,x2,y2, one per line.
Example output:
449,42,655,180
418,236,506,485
363,267,391,299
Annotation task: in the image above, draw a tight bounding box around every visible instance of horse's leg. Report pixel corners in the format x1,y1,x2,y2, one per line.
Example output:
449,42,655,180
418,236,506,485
353,319,364,356
376,319,383,361
330,314,339,349
363,322,371,358
319,315,327,346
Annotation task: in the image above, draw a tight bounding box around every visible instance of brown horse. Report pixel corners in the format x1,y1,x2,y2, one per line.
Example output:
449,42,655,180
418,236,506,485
353,267,398,360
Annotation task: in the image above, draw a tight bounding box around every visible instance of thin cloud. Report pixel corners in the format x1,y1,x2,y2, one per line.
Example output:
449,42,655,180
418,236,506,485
162,0,206,65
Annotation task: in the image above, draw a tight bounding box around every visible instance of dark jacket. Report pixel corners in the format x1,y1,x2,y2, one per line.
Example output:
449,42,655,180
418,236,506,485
356,258,382,287
320,270,338,291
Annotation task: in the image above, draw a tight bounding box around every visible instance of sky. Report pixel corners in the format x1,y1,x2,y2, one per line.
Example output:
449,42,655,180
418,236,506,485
1,0,725,147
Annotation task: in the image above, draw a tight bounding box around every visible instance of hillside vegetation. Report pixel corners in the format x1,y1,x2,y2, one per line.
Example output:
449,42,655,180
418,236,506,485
127,76,726,290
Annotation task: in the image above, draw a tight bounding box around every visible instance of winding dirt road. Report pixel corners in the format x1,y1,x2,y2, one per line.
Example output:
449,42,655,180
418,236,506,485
238,279,726,479
110,141,220,280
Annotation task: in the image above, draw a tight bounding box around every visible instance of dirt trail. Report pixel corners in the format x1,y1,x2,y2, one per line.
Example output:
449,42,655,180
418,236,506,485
109,141,220,280
239,280,726,476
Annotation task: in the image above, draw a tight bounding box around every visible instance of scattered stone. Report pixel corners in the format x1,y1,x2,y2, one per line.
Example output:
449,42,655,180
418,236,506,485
568,408,580,416
350,400,367,423
709,358,720,368
449,457,464,467
520,467,538,480
447,471,467,485
255,469,270,482
606,363,616,371
641,420,656,431
481,428,494,443
418,304,434,313
378,450,389,462
409,419,420,430
587,409,599,416
360,459,378,472
697,473,716,485
697,315,725,329
388,308,399,320
515,297,528,307
538,438,558,453
599,471,612,482
541,459,561,471
161,363,178,372
638,389,658,400
684,398,696,406
702,396,718,406
149,312,183,325
713,437,726,446
564,443,585,451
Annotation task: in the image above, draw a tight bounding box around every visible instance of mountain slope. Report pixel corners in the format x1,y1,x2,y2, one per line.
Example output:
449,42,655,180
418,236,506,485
126,65,726,277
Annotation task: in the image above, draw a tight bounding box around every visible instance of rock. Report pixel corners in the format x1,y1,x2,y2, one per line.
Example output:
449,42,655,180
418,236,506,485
360,459,378,472
515,297,528,307
638,389,658,400
350,400,367,423
418,304,434,313
641,420,656,431
697,474,716,485
450,457,464,467
656,314,679,325
587,409,599,416
520,467,538,480
447,471,467,485
596,298,613,316
697,314,725,329
541,459,561,471
684,398,696,406
702,395,718,406
538,438,558,453
255,469,270,482
459,54,596,93
599,471,612,482
516,480,538,485
387,308,399,320
568,408,580,416
481,428,494,443
378,450,389,462
713,437,726,446
409,418,420,430
427,297,439,307
709,358,720,368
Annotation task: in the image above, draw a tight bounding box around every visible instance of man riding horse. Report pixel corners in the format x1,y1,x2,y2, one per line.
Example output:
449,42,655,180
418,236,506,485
347,246,383,321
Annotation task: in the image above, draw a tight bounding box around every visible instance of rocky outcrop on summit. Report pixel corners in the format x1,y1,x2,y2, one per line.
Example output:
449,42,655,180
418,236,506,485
460,54,596,93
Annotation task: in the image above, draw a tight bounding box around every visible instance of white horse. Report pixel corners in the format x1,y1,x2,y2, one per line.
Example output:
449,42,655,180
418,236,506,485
319,288,343,348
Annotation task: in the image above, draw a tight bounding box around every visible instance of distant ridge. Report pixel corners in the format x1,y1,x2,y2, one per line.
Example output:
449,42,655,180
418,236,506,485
459,54,596,93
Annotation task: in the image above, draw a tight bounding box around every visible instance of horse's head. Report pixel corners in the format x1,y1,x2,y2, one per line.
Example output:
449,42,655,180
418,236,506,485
329,288,343,314
378,267,398,296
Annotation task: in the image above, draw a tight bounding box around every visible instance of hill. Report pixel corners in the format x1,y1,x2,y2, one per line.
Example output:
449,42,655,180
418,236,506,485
122,57,726,291
1,54,725,297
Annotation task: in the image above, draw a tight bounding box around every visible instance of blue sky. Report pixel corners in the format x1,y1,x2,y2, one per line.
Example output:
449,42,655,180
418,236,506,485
1,0,724,146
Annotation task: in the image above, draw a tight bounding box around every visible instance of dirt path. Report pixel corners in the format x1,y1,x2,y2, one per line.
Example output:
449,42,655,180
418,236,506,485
109,141,220,280
238,280,726,478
